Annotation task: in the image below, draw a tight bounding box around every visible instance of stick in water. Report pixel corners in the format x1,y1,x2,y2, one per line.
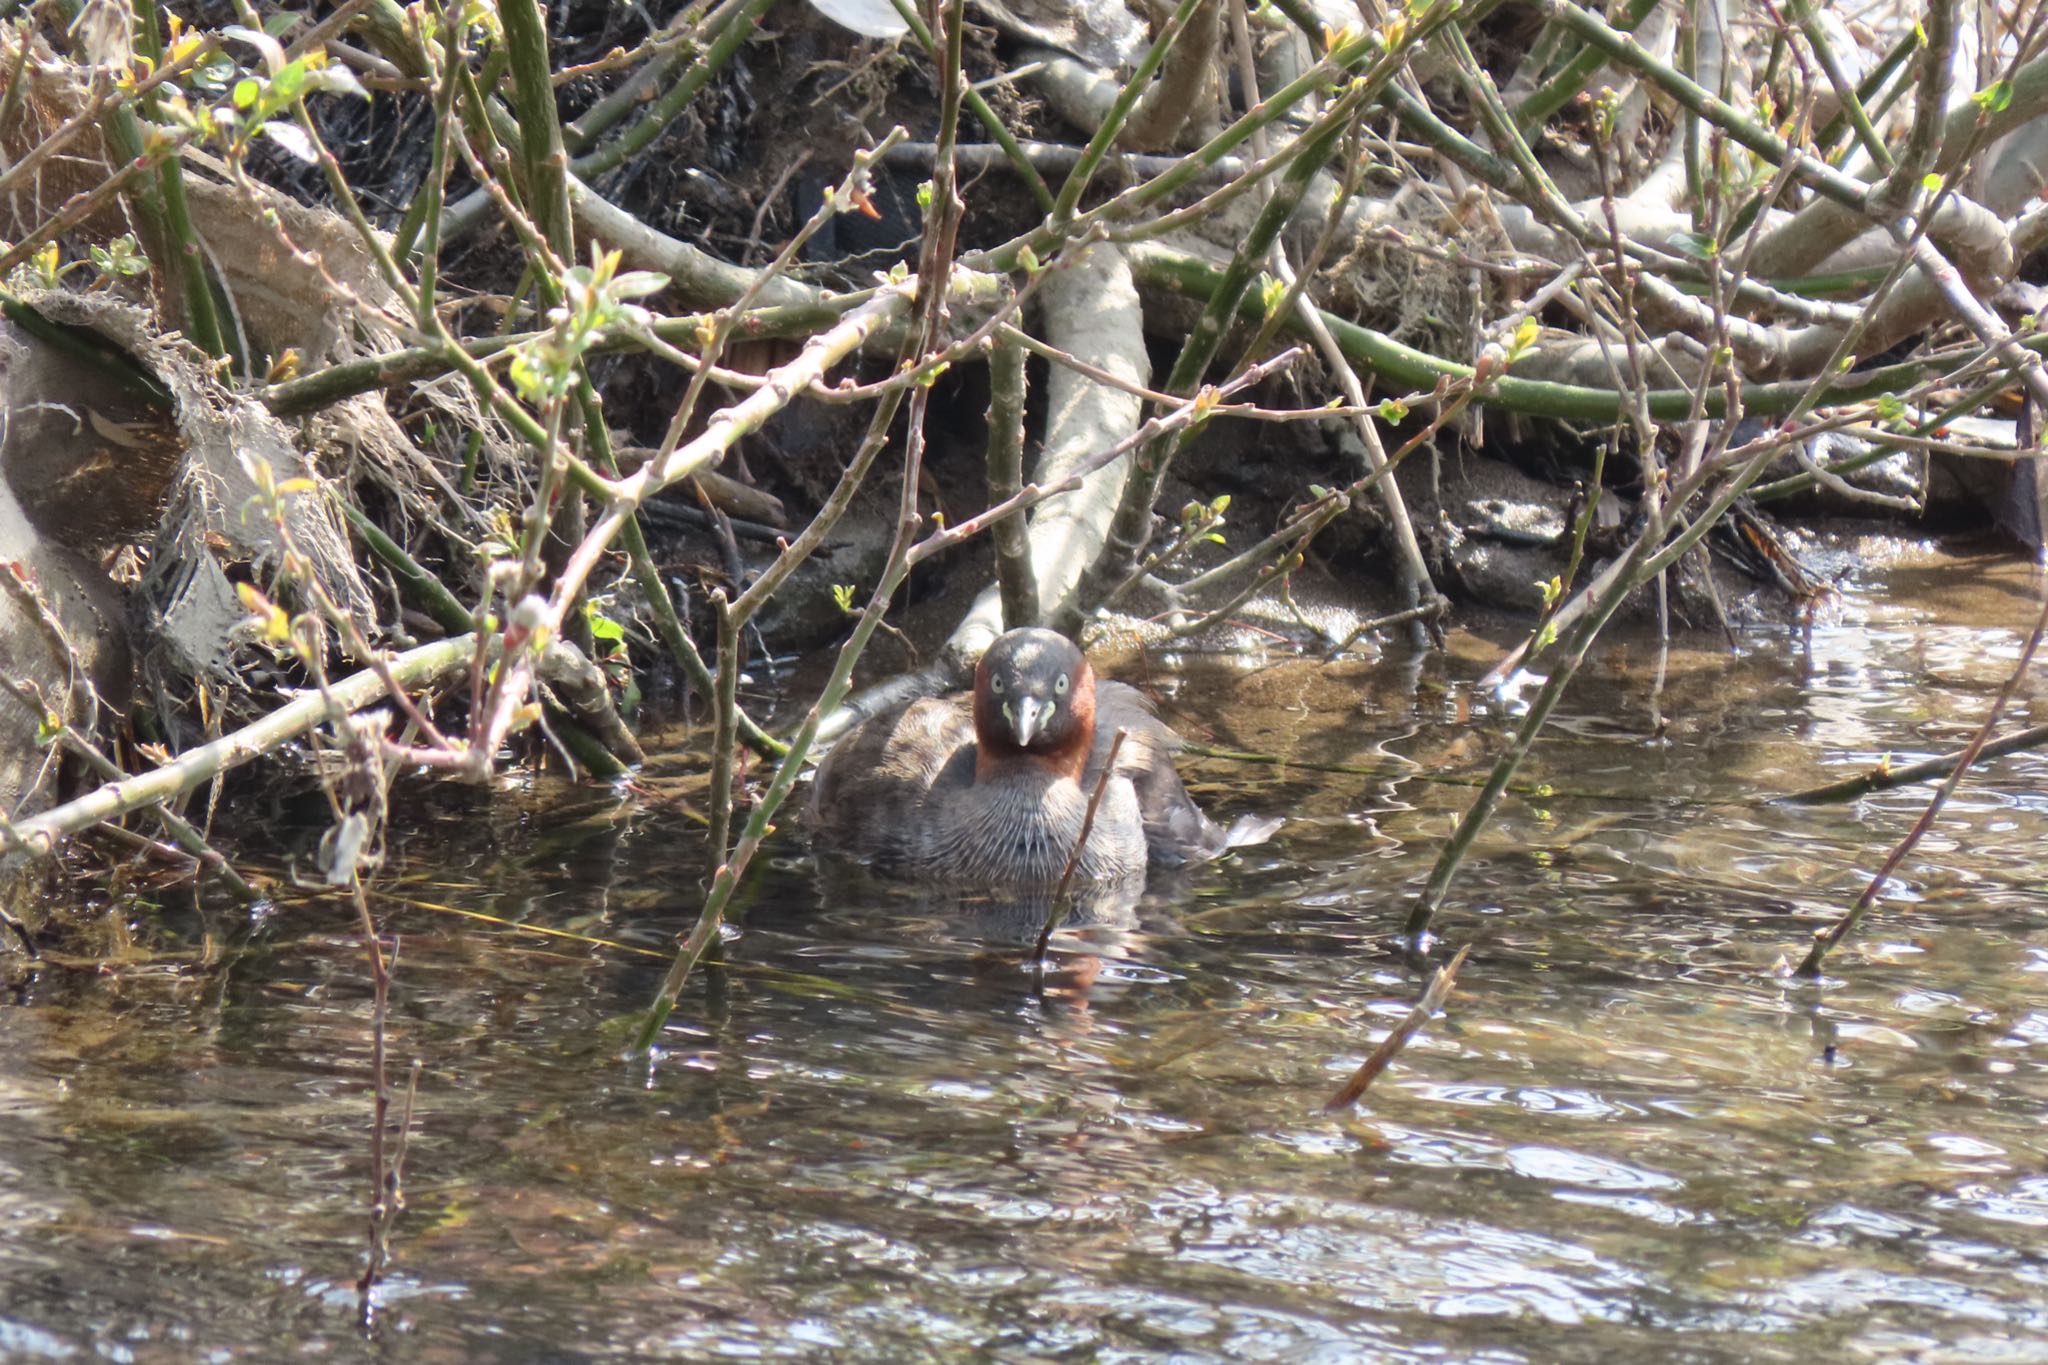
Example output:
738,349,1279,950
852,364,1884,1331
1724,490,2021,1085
1324,944,1469,1112
1797,586,2048,978
1035,727,1129,963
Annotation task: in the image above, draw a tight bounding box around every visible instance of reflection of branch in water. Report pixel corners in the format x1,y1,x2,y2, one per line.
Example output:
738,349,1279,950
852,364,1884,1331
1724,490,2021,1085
951,877,1145,943
966,875,1148,1013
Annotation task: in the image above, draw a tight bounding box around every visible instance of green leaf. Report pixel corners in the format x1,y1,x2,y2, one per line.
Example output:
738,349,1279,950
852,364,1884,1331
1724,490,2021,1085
1508,316,1540,359
1973,79,2014,114
272,58,312,101
1922,172,1944,194
232,77,261,108
1669,230,1718,261
609,270,670,299
100,232,149,275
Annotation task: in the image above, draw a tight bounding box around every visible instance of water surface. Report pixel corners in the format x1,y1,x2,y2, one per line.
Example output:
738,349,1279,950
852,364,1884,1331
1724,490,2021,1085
1,548,2045,1362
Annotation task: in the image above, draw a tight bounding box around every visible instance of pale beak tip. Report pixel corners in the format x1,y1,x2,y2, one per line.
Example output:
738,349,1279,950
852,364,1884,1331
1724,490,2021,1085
1011,696,1044,748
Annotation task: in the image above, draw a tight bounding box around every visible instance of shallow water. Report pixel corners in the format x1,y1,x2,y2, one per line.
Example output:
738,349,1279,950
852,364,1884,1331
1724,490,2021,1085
3,548,2047,1362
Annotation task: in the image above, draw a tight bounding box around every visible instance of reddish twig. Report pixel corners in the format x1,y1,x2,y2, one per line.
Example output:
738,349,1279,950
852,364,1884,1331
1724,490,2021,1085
1797,586,2048,977
1325,944,1469,1112
1035,727,1129,963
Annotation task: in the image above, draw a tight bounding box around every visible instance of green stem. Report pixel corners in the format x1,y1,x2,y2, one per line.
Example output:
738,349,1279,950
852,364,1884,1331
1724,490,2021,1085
336,500,475,635
495,0,575,255
706,596,739,865
86,1,224,361
395,0,464,277
1513,0,1659,130
885,0,1053,212
1069,114,1347,625
1749,373,2009,502
1813,30,1915,158
1884,0,1957,205
1538,0,1872,211
1438,21,1573,225
1783,721,2048,804
441,0,777,245
1128,242,2045,422
552,716,629,779
1051,0,1211,222
569,0,776,184
985,334,1036,627
0,24,32,139
562,12,705,153
1791,0,1891,169
262,296,860,415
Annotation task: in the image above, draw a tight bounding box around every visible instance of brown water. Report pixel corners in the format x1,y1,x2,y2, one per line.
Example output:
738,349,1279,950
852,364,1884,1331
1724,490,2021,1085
2,549,2046,1362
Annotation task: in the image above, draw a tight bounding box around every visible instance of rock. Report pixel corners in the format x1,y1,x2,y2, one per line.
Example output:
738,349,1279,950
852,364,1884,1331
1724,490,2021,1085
0,315,180,815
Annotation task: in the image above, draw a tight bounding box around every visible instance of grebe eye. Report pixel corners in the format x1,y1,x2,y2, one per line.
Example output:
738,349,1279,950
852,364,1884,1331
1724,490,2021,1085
1054,673,1070,694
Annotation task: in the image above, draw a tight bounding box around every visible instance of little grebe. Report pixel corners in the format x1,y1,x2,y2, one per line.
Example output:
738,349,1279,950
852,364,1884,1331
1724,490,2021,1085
809,628,1254,884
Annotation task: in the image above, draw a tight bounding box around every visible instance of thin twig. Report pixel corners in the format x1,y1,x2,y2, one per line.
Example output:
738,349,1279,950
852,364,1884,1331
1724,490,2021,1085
1782,721,2048,804
1034,727,1128,963
1797,585,2048,978
1325,945,1469,1112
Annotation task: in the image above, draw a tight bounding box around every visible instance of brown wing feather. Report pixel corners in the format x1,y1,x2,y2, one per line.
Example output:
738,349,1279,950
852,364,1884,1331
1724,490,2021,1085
1087,682,1226,867
809,696,977,863
806,699,983,859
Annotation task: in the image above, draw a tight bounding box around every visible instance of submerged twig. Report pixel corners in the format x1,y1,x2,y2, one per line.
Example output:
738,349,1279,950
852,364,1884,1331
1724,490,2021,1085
1783,721,2048,804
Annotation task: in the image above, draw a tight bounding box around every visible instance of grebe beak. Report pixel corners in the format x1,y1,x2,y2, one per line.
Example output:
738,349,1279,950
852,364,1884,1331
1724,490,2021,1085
1008,695,1051,748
